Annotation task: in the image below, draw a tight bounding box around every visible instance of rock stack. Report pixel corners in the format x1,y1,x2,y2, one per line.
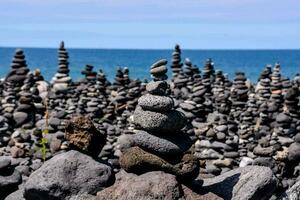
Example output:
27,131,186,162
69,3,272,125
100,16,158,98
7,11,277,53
5,49,29,89
96,69,110,95
270,63,283,105
230,72,249,120
13,91,35,128
51,41,72,93
81,64,97,82
202,58,215,85
256,67,272,105
119,59,199,181
170,44,183,78
172,70,189,100
1,49,30,127
0,116,10,147
183,58,195,91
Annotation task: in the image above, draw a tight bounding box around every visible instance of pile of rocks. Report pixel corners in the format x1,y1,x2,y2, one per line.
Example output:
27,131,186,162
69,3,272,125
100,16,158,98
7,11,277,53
170,44,183,78
5,49,29,89
119,59,199,181
51,41,72,93
13,90,35,128
81,64,97,82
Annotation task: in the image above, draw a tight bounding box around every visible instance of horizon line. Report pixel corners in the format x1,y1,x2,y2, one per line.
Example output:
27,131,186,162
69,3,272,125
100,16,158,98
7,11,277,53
1,46,300,51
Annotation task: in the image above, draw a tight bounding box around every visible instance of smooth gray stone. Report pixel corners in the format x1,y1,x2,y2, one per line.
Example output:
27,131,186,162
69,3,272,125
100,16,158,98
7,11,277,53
0,156,11,170
13,112,29,127
202,166,276,200
150,59,168,69
118,130,192,157
288,143,300,162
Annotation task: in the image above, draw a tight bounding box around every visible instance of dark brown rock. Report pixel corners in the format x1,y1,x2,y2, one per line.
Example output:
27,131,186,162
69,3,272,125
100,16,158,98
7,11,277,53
65,117,106,157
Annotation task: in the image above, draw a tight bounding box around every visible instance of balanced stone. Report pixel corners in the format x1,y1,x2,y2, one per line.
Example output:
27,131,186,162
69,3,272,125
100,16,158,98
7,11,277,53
138,94,174,111
118,130,192,159
146,81,168,95
133,106,186,132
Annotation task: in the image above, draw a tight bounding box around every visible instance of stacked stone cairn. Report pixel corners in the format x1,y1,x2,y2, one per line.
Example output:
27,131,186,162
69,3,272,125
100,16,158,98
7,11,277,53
119,59,199,181
2,49,30,126
13,88,35,128
270,63,283,106
0,116,10,147
81,64,97,82
51,41,72,93
256,65,272,106
5,49,29,90
170,44,183,78
201,59,214,114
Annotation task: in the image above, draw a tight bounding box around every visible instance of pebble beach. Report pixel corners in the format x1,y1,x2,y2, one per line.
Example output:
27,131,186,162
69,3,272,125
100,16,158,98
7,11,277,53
1,42,300,200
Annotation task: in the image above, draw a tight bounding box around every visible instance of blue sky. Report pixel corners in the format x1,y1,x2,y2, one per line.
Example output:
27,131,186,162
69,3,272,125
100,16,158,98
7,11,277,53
0,0,300,49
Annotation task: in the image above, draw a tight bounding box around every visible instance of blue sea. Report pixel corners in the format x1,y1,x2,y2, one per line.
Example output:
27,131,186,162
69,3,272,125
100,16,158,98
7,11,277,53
0,48,300,82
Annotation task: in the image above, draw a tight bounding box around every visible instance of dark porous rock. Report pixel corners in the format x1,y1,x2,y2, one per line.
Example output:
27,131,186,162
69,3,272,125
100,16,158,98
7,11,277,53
65,117,106,156
133,106,187,132
24,150,114,200
119,146,199,181
94,170,181,200
118,130,192,158
146,80,168,95
201,166,276,200
138,94,174,111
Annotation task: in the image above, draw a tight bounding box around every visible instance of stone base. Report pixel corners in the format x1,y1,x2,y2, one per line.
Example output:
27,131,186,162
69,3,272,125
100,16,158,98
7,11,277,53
119,146,199,181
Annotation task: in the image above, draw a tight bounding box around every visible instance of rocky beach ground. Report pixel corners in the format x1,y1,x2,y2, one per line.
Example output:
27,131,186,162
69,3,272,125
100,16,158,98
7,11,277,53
0,42,300,200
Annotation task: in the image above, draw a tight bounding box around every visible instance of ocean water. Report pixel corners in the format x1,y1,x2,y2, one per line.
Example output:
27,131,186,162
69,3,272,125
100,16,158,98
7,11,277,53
0,48,300,82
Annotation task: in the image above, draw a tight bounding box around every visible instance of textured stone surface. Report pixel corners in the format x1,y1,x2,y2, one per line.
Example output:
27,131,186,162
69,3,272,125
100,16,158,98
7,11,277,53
0,169,22,199
4,189,25,200
201,166,276,200
94,170,181,200
24,150,114,200
138,94,174,111
65,117,106,156
118,130,192,158
133,106,186,132
146,81,168,95
119,146,199,181
182,185,223,200
278,180,300,200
